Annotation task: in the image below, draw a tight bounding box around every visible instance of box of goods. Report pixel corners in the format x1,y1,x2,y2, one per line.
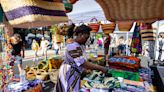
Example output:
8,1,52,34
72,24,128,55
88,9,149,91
108,56,140,71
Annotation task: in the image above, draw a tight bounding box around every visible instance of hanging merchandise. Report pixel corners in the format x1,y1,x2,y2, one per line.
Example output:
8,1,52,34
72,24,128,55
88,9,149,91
57,23,69,36
0,0,68,28
130,23,142,54
88,18,100,33
101,22,115,34
0,5,4,23
62,0,73,13
140,23,156,41
118,22,133,31
67,0,78,4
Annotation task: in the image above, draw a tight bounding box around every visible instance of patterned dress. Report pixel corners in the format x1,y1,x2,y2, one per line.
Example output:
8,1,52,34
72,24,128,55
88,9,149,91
54,42,85,92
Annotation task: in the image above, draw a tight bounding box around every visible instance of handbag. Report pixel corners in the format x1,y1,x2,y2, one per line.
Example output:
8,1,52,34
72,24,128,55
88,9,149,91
88,18,100,33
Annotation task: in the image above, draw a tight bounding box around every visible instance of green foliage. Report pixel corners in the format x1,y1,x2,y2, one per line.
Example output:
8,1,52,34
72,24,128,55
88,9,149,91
96,34,102,39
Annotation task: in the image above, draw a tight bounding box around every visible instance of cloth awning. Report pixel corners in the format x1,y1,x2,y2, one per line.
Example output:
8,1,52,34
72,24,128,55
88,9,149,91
96,0,164,22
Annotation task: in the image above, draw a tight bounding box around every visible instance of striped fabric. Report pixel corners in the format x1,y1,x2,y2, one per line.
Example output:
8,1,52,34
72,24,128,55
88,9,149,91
0,0,68,28
140,23,156,41
101,23,115,34
118,22,133,31
54,42,85,92
88,23,100,33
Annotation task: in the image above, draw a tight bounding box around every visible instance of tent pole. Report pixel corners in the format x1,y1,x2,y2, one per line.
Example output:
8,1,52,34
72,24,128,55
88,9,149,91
154,21,160,61
126,32,129,56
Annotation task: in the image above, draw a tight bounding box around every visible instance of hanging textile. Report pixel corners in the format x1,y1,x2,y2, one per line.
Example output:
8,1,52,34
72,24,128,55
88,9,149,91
0,0,68,28
130,24,142,54
0,5,4,23
140,23,156,41
101,22,115,34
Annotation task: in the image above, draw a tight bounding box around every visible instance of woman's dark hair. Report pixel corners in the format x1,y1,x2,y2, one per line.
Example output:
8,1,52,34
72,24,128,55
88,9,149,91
74,24,92,36
67,23,75,38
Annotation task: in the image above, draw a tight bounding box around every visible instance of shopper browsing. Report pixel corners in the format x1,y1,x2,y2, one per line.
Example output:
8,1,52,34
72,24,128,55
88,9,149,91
8,34,25,78
54,25,107,92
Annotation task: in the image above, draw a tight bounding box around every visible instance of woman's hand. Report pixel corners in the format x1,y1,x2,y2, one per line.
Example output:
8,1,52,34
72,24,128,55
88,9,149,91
81,61,108,74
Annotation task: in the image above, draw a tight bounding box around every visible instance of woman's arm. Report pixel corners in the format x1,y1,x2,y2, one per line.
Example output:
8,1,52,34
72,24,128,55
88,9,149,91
81,61,107,73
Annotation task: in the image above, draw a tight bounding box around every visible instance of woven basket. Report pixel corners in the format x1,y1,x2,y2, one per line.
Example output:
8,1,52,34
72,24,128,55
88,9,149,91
88,18,100,33
118,22,133,31
36,69,48,81
88,23,100,33
48,69,59,83
140,23,156,41
96,0,164,22
0,0,68,28
101,22,115,34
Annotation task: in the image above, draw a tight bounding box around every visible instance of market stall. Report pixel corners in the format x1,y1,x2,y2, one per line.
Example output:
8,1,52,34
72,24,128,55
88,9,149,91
0,0,164,92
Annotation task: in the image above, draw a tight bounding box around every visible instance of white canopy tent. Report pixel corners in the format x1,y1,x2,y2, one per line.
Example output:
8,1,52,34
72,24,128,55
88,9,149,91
67,0,106,24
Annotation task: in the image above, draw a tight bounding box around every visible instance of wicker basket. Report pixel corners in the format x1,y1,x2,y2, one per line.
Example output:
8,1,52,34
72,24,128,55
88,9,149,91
118,22,133,31
48,69,59,84
88,18,100,33
140,23,156,41
0,0,68,28
101,22,115,34
36,69,48,81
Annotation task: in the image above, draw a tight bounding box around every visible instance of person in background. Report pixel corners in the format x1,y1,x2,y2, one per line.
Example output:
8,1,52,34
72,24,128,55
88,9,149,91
104,34,111,61
32,39,39,57
54,41,60,55
97,38,103,49
158,33,164,62
117,36,126,55
54,25,107,92
40,37,49,57
9,34,25,77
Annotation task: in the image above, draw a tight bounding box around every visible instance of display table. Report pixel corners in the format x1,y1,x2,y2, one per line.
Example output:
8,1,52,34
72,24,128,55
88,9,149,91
80,67,155,92
7,80,42,92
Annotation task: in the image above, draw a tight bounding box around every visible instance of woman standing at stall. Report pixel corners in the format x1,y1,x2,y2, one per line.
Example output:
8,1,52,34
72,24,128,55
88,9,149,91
54,25,107,92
